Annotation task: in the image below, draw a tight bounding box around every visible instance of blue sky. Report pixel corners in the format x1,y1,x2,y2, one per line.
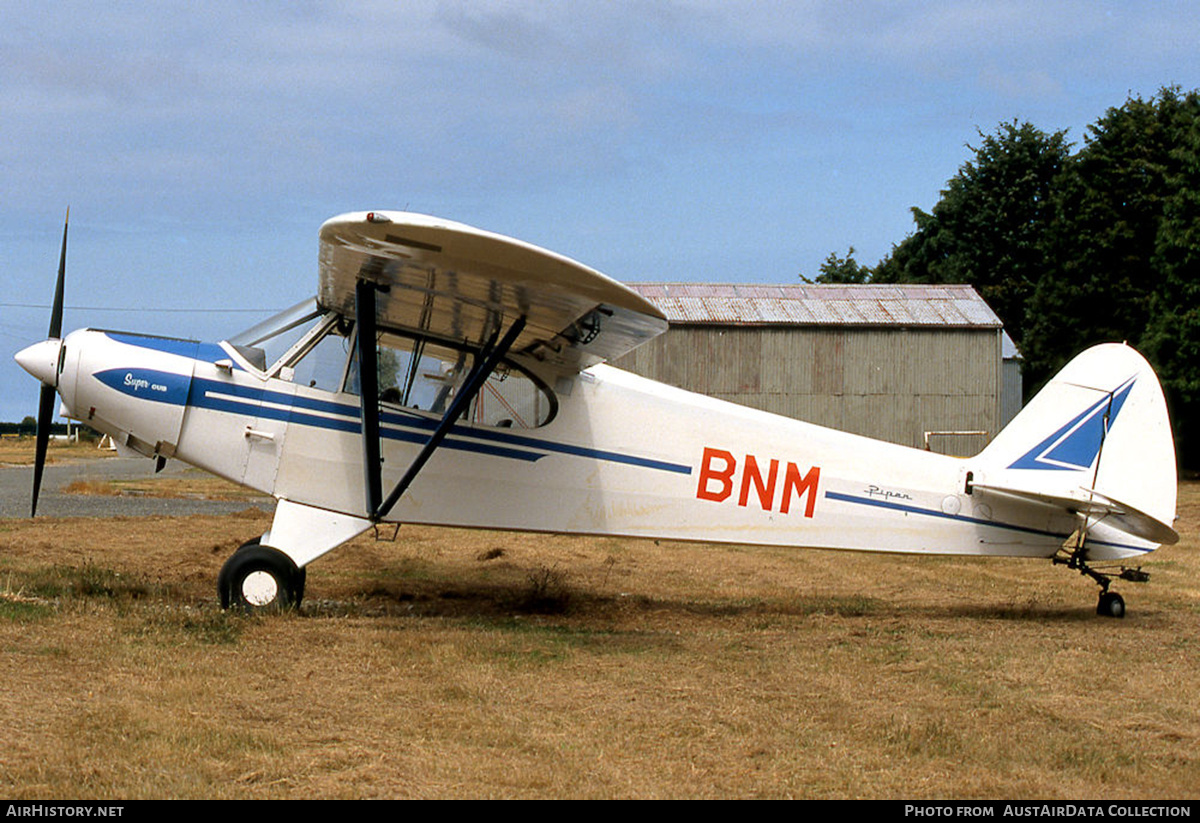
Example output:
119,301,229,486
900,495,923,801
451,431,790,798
4,0,1200,422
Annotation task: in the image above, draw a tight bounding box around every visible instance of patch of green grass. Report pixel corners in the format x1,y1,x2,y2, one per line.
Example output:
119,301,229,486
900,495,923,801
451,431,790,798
0,597,55,621
493,644,571,668
469,618,669,666
684,597,766,617
24,561,159,601
1054,742,1136,777
790,595,880,617
180,613,244,644
365,557,441,583
1148,559,1180,569
1,562,194,630
884,715,963,758
123,606,245,645
477,617,602,640
28,644,71,657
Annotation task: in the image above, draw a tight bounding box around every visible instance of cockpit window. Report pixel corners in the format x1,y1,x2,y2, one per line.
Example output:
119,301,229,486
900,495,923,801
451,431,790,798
346,329,557,428
347,332,474,414
228,302,556,428
290,319,354,391
474,362,555,428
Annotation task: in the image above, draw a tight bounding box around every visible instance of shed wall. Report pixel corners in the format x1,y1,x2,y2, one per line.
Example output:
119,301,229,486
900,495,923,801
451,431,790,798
611,326,1001,455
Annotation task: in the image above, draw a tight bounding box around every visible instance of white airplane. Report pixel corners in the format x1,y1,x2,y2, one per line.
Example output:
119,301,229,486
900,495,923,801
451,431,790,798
15,211,1179,618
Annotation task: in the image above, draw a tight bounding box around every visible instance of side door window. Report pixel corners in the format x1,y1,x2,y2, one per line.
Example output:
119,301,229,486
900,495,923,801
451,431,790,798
345,330,555,428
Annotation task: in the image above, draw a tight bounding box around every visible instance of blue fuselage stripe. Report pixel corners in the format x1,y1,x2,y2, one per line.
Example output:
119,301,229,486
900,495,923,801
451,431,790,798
100,356,692,474
824,490,1151,553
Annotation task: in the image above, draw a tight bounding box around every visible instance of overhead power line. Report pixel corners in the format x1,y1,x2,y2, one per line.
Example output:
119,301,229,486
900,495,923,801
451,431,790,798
0,303,278,313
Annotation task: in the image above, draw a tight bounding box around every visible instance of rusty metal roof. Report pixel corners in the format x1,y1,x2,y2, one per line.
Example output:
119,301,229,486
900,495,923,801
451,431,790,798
625,283,1002,328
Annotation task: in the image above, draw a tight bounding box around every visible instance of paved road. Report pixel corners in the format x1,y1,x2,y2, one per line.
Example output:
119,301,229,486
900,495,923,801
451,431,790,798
0,456,273,519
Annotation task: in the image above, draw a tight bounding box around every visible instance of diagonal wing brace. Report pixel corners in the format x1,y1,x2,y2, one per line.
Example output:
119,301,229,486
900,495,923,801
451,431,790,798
355,277,527,522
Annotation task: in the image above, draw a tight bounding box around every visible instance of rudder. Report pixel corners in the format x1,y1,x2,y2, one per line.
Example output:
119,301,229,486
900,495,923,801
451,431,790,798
975,343,1177,544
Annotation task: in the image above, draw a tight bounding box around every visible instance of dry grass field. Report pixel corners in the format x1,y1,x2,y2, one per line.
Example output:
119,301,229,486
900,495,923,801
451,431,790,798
0,441,1196,799
0,436,117,466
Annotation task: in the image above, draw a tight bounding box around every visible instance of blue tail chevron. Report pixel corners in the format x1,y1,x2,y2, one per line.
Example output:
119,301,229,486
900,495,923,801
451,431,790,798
1006,377,1135,472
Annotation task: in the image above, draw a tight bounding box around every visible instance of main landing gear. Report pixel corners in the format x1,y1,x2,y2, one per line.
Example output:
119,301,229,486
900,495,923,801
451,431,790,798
218,539,306,613
1053,545,1148,619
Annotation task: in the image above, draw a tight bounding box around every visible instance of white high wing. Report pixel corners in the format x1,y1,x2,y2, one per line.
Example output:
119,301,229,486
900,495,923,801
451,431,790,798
15,211,1179,617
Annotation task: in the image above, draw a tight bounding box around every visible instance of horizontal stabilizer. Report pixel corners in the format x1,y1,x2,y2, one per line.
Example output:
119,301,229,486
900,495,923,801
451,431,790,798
971,482,1179,545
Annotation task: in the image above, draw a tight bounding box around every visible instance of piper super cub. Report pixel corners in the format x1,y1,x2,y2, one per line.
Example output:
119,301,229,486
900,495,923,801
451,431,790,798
15,211,1179,617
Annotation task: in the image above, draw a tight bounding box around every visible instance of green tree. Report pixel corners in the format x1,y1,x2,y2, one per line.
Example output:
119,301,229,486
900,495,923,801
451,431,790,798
1025,93,1175,379
810,247,872,283
875,121,1071,349
872,92,1200,465
1025,87,1200,465
1143,93,1200,468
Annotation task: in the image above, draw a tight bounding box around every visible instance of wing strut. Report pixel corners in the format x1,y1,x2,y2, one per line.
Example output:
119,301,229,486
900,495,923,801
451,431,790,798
352,293,528,522
374,315,526,521
355,279,383,516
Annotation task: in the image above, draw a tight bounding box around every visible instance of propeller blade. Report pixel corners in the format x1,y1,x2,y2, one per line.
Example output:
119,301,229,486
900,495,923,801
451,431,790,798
31,383,56,517
31,208,70,517
48,208,68,339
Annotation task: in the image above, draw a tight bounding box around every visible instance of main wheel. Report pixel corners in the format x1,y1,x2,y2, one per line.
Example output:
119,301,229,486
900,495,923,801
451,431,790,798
218,543,305,613
1096,591,1126,619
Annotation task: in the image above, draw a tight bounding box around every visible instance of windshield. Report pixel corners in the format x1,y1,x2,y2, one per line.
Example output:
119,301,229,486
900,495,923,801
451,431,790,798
226,298,324,373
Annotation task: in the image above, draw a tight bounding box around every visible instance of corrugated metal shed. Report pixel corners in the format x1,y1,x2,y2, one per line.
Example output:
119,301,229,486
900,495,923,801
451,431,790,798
626,283,1002,328
1001,331,1024,428
612,283,1011,455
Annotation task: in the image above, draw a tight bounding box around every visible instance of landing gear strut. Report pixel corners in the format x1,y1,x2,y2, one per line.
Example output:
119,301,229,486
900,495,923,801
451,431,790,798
218,540,306,613
1053,545,1147,620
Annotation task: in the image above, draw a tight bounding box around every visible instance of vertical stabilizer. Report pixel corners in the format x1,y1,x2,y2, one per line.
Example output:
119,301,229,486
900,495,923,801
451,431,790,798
974,344,1177,544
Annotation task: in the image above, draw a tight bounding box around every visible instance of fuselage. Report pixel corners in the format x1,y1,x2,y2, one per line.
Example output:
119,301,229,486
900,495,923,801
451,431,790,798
34,323,1156,564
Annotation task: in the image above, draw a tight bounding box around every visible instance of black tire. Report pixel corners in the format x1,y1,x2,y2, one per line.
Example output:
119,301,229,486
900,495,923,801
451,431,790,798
234,537,260,553
229,538,306,598
1097,591,1126,619
218,544,305,613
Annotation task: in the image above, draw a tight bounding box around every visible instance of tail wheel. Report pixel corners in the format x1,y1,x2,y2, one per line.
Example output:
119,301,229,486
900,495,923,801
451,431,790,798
1097,591,1126,619
218,543,305,613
